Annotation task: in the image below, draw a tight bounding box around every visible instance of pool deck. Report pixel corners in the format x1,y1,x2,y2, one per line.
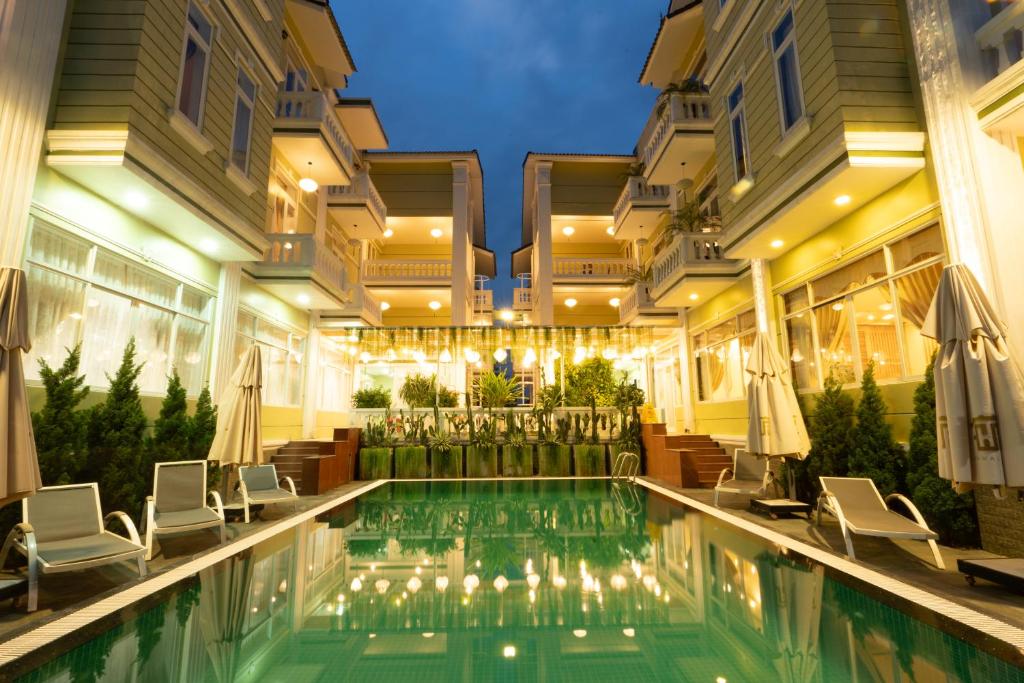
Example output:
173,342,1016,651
0,477,1022,654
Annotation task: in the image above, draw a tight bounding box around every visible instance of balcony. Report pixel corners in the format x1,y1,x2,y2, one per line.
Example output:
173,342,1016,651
326,172,386,239
361,259,453,286
252,233,349,308
552,258,631,284
513,287,532,311
974,1,1024,131
618,283,675,326
612,176,671,240
649,230,744,307
273,90,355,186
639,92,714,185
473,289,494,312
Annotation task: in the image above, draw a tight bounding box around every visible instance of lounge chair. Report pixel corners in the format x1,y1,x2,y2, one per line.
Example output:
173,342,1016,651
142,460,226,560
816,476,945,569
714,449,777,507
0,483,146,611
237,464,298,523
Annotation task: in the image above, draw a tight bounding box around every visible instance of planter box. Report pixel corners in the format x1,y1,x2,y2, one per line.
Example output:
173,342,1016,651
538,444,572,476
395,446,428,478
502,445,533,477
359,447,392,480
431,446,463,478
466,445,499,478
574,445,607,477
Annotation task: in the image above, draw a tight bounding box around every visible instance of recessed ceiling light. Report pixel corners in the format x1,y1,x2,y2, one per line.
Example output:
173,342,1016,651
573,629,587,638
834,194,851,206
606,226,615,235
562,226,575,237
124,191,148,210
832,302,844,311
688,293,699,301
380,301,391,311
609,297,621,307
564,298,577,308
298,177,319,193
297,293,311,305
199,238,218,254
430,228,443,239
770,239,784,249
382,228,394,238
428,300,442,311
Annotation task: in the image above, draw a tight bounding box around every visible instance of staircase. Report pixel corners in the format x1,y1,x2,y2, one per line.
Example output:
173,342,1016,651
642,423,731,489
270,429,362,496
272,440,323,492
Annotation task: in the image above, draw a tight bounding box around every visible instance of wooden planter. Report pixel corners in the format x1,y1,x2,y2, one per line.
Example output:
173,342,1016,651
359,447,392,480
502,445,534,477
466,445,498,478
431,446,464,478
538,444,572,476
573,444,607,477
395,446,428,478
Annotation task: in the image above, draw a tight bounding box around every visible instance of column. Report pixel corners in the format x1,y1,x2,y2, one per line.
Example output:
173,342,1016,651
451,161,472,326
676,314,696,433
750,257,774,336
534,162,554,325
0,0,69,266
302,313,321,438
209,262,241,401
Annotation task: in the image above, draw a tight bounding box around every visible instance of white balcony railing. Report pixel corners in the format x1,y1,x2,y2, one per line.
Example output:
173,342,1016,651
346,285,382,325
361,259,452,283
613,177,671,227
618,283,654,323
650,231,732,297
553,258,631,280
327,172,386,226
264,233,346,288
275,90,354,172
513,287,532,310
639,92,712,171
473,289,493,311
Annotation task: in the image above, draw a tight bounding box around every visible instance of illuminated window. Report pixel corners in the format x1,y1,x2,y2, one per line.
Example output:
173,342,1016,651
236,310,305,407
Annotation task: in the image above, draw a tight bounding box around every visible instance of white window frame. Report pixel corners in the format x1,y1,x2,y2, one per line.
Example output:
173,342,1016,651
727,81,752,185
236,308,306,408
229,64,258,174
770,7,806,136
691,309,757,404
175,1,215,130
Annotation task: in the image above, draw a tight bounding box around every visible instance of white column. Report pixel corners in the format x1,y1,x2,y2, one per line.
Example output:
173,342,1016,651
750,258,773,335
676,314,696,434
0,0,69,266
209,262,241,400
534,162,554,326
451,161,471,326
302,313,321,438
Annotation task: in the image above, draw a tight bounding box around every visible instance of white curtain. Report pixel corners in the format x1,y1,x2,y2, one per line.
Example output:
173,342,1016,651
173,315,208,395
81,288,132,387
23,266,85,379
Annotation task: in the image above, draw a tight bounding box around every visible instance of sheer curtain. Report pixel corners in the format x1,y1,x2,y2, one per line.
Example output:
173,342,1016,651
81,289,132,387
132,302,174,393
174,316,208,395
815,303,854,383
24,266,85,379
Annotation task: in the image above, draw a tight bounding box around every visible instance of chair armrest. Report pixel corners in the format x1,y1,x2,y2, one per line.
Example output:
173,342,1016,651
6,523,35,548
715,468,734,488
208,490,225,519
105,511,143,546
762,468,775,489
237,480,249,502
885,493,932,530
818,490,848,526
280,476,297,496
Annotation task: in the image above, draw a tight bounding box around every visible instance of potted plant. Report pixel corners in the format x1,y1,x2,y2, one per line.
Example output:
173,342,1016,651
536,385,571,476
438,385,459,408
502,411,532,477
475,370,522,411
574,397,606,476
394,409,428,478
466,391,498,478
359,411,396,479
429,404,462,478
352,385,391,409
609,378,645,466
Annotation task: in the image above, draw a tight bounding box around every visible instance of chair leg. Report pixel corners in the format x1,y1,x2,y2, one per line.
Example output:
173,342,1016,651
144,525,155,561
927,539,946,570
842,529,856,559
218,520,226,544
243,500,251,524
137,554,147,577
26,559,37,613
713,489,720,507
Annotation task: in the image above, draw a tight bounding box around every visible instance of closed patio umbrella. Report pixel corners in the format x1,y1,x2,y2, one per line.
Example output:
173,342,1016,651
0,268,40,506
921,264,1024,496
208,344,263,470
761,554,824,683
199,553,255,682
746,332,811,497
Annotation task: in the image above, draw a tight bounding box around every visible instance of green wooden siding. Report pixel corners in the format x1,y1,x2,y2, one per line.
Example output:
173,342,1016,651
370,162,454,216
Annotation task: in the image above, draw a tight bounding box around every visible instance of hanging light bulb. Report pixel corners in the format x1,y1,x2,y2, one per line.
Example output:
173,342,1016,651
522,347,537,367
552,575,567,589
642,575,657,591
493,348,508,363
463,574,480,594
435,576,449,592
610,574,627,591
581,575,595,593
550,349,561,360
375,579,391,594
407,576,422,594
493,576,509,592
526,573,541,590
439,348,453,363
351,577,363,592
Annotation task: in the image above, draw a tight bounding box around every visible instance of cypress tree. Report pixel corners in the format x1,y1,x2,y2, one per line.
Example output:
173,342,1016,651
32,343,90,485
146,369,190,476
906,358,979,546
849,362,904,496
88,338,147,516
188,384,219,490
805,372,855,493
781,376,816,502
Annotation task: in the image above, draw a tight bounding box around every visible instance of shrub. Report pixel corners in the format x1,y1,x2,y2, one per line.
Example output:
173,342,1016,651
804,373,854,494
562,357,617,407
849,362,904,496
32,343,90,485
399,373,437,408
906,359,979,546
353,385,391,409
146,369,190,475
188,385,219,490
475,371,521,410
438,385,459,408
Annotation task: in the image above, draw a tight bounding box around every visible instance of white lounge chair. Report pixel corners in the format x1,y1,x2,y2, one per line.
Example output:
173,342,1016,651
714,449,777,506
237,464,298,523
142,460,226,560
0,483,147,611
816,476,945,569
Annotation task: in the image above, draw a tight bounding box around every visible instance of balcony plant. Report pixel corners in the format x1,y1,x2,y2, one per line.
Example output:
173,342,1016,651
502,411,532,477
429,405,462,478
475,370,522,411
395,410,428,479
352,385,391,409
465,391,498,478
574,397,606,477
360,411,397,479
536,385,571,476
666,197,721,236
399,373,437,409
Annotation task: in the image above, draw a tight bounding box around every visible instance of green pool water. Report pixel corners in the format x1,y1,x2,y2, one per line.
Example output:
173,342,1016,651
15,481,1024,682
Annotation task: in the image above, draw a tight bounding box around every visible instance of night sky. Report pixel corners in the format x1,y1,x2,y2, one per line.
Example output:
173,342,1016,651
332,1,666,305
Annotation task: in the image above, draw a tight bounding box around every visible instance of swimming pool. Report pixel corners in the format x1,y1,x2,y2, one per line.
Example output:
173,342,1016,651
10,480,1024,682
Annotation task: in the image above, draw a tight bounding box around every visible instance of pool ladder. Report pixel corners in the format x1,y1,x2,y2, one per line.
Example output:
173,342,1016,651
611,451,640,483
611,451,641,517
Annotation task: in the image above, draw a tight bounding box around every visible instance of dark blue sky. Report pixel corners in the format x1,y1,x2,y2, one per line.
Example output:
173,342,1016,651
332,1,666,306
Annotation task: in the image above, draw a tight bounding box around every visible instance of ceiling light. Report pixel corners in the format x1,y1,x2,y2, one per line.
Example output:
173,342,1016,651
770,239,784,249
879,302,893,311
688,293,699,301
380,301,391,311
124,191,148,210
199,238,218,254
383,228,394,238
562,226,575,237
499,309,514,322
564,298,577,308
609,297,621,307
882,313,895,320
503,645,516,659
298,177,319,193
430,228,443,239
606,226,615,235
428,301,442,311
297,293,311,305
831,302,844,311
834,194,851,206
493,348,508,362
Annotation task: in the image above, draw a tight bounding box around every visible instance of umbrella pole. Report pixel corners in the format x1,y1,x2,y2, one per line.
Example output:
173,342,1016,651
787,465,796,502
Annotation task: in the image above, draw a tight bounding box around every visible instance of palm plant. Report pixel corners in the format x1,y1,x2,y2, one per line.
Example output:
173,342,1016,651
427,405,454,455
475,371,522,411
399,373,438,408
666,197,720,236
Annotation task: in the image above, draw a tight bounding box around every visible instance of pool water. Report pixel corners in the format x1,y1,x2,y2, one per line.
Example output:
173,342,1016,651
15,481,1024,682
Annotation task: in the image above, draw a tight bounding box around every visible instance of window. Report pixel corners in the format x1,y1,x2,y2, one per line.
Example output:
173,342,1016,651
727,83,750,182
318,338,353,412
771,9,804,133
23,223,213,396
176,1,214,127
693,311,756,402
230,68,257,173
235,310,305,407
782,225,944,390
